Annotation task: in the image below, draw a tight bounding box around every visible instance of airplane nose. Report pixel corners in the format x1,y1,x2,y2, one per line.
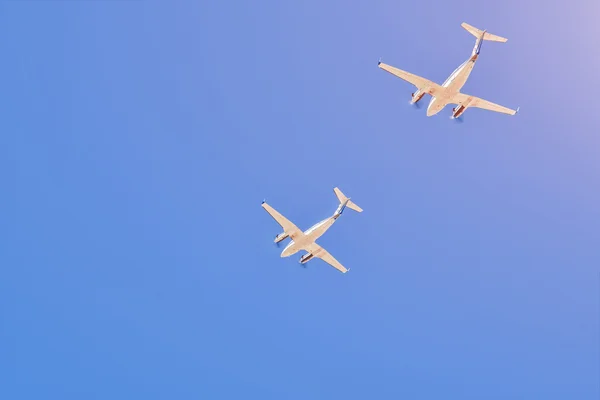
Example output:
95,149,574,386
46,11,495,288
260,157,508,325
427,99,441,117
280,241,296,257
426,100,435,116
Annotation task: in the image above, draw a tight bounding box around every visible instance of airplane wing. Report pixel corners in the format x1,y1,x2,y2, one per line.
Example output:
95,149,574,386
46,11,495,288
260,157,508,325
261,202,304,240
378,62,443,95
452,93,518,115
304,243,348,273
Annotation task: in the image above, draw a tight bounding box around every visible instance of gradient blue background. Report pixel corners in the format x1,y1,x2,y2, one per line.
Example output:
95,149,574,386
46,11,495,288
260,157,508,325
2,1,598,399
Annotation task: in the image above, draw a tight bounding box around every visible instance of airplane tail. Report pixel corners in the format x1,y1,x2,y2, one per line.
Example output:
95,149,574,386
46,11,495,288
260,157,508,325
462,22,508,43
333,187,363,213
462,23,507,57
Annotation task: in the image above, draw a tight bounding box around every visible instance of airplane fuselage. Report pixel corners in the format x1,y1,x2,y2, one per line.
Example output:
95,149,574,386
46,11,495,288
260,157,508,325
426,54,477,116
280,201,347,257
280,217,336,257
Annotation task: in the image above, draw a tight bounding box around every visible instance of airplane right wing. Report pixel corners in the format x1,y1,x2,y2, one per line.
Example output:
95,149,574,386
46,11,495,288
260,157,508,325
261,202,303,240
453,93,518,115
304,243,348,273
378,62,443,95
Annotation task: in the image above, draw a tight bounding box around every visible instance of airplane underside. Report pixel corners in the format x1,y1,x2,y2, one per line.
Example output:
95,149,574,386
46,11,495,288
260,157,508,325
427,97,448,116
426,95,468,118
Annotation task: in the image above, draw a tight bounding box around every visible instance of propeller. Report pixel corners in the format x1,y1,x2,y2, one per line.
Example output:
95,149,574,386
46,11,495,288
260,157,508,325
451,115,464,124
410,100,422,109
274,236,281,247
299,253,309,267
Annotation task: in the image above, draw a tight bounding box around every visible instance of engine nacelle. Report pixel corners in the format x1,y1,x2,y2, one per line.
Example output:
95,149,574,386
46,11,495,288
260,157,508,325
274,232,289,243
452,105,467,118
299,253,314,264
411,89,425,104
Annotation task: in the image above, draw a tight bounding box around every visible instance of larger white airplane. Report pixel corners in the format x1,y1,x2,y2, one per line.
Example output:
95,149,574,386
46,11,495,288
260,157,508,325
261,187,362,273
378,23,518,119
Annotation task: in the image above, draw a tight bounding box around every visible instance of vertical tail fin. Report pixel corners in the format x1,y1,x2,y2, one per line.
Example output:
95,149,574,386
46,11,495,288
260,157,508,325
461,22,508,42
333,187,363,213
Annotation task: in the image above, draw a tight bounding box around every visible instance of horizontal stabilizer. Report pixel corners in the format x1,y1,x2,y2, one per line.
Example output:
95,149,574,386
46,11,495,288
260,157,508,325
461,22,507,42
333,187,363,213
347,201,362,213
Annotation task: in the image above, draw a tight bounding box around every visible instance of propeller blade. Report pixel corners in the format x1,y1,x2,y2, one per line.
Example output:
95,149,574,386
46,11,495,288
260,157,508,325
410,100,421,109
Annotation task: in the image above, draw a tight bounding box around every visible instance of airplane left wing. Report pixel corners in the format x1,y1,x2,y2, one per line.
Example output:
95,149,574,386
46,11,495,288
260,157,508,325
262,202,303,240
378,62,443,95
453,93,518,115
304,243,348,273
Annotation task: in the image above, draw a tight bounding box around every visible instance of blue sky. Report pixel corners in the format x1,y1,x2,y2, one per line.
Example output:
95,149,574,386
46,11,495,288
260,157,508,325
2,1,598,399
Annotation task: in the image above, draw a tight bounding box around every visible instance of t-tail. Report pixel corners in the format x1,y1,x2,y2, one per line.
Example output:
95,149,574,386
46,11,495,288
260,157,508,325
333,187,363,219
461,22,507,58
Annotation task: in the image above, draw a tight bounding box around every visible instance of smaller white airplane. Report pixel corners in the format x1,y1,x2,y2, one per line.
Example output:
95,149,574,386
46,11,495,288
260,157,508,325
378,22,519,119
262,187,363,273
